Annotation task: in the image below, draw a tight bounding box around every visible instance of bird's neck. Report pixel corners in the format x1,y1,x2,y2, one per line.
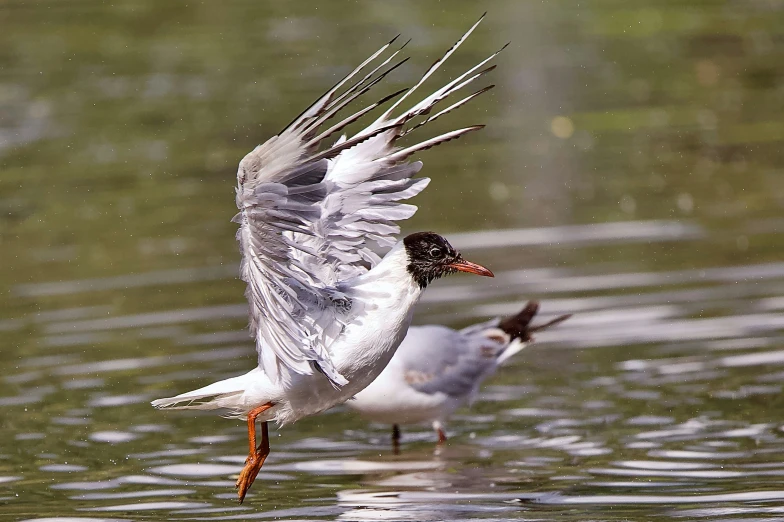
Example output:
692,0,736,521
342,242,422,314
335,242,423,388
356,241,418,288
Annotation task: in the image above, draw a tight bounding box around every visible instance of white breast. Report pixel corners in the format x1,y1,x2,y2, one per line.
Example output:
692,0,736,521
269,242,422,425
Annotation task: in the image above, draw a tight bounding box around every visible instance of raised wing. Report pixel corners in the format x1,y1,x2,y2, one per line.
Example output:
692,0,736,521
235,15,502,386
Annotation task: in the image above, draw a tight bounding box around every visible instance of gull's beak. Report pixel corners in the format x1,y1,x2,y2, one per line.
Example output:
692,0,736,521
448,258,494,277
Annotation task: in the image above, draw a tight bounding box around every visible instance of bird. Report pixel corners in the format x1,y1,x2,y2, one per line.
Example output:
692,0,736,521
347,301,571,450
151,15,502,503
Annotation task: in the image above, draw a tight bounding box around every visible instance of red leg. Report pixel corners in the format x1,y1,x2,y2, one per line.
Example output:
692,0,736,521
433,421,447,444
236,402,273,503
437,427,448,444
392,424,401,455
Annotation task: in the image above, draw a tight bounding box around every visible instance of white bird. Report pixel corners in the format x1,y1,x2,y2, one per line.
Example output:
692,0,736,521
348,302,570,449
152,16,501,502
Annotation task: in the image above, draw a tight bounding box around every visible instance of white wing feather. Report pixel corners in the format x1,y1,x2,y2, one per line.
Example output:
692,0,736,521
235,15,501,386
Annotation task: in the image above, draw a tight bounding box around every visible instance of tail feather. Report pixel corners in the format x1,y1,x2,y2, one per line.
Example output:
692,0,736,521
151,370,255,412
496,339,526,365
151,390,243,411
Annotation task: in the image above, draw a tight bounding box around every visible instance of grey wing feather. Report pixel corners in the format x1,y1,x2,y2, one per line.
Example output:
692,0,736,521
397,325,509,398
235,16,501,386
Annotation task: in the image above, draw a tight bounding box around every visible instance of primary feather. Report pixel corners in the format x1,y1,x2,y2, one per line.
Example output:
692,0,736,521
234,14,501,387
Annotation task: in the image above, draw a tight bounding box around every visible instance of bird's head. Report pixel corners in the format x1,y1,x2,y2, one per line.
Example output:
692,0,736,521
403,232,494,289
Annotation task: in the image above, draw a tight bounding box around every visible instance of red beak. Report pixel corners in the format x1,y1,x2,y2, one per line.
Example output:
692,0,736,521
448,259,494,277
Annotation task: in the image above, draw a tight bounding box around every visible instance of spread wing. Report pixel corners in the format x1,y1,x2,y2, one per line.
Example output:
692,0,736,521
235,15,502,386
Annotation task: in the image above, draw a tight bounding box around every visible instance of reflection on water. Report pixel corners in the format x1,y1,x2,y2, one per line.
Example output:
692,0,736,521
3,0,784,520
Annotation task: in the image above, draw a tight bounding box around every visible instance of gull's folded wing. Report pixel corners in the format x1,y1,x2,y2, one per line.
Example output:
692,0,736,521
235,15,502,386
395,323,507,398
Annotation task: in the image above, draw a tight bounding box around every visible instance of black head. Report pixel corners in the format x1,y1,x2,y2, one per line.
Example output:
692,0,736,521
403,231,494,289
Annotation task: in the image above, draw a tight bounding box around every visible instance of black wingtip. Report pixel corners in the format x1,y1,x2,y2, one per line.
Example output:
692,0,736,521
377,87,409,107
395,56,412,68
530,313,572,333
500,42,511,52
497,301,570,342
498,301,540,342
389,34,401,46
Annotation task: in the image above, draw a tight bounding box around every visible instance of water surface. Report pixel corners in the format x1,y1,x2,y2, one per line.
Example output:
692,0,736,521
2,0,784,520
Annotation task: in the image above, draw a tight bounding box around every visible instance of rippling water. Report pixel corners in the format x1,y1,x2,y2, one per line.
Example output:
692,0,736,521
3,0,784,520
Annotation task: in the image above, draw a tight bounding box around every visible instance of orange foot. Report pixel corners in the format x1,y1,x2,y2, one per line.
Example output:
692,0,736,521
236,449,269,503
437,428,448,444
235,405,273,504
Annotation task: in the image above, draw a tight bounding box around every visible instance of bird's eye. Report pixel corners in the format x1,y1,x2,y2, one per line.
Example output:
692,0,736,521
428,247,444,259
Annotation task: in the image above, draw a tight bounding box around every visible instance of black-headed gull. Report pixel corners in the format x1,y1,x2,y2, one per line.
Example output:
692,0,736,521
348,302,570,449
152,16,500,502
